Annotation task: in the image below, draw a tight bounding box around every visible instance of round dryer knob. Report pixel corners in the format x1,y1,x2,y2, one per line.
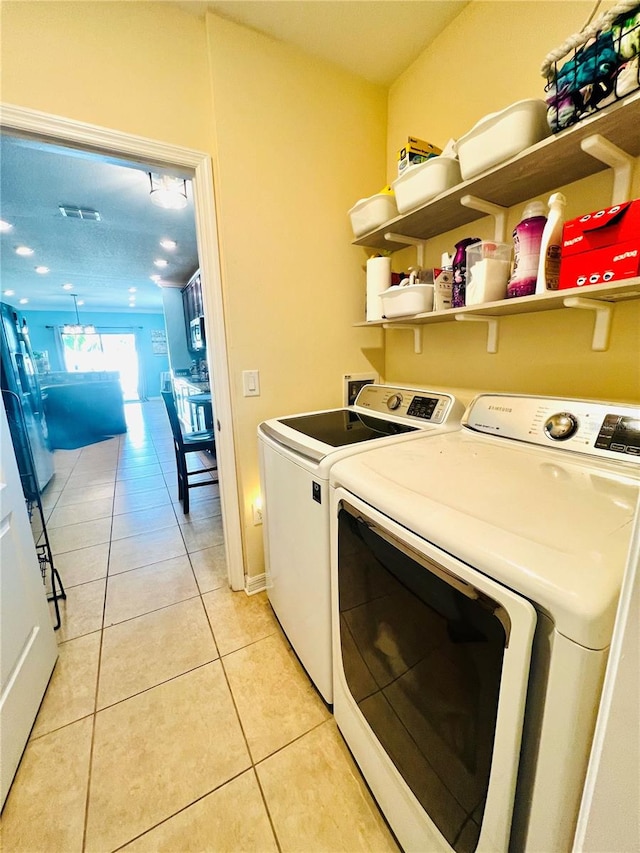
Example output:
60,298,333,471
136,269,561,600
387,393,403,411
544,412,579,441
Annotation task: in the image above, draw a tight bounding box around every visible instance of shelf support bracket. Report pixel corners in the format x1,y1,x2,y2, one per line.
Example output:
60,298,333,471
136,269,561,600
563,296,613,351
580,134,634,206
384,233,428,267
460,195,508,242
455,314,500,353
384,323,423,354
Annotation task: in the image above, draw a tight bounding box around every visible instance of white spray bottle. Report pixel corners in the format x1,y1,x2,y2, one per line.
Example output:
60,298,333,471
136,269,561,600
536,192,567,293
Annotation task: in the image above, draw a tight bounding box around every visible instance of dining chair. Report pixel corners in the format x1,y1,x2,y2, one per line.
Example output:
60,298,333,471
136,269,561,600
161,390,218,513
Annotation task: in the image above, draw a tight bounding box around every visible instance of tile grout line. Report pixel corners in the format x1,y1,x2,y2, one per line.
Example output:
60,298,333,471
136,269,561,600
80,433,122,853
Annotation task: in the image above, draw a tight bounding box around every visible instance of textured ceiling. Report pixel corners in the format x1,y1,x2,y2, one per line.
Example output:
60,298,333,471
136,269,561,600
0,136,199,313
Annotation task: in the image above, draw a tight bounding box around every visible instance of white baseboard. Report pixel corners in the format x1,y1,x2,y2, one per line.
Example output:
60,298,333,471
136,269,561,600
244,573,266,595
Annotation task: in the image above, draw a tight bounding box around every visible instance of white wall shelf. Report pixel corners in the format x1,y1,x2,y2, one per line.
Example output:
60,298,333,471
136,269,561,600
355,279,640,353
353,92,640,252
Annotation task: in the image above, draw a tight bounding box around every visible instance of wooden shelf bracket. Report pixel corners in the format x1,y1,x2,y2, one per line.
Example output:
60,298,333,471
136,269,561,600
455,314,500,353
384,323,423,354
460,195,508,242
563,295,614,351
383,233,428,267
580,133,635,206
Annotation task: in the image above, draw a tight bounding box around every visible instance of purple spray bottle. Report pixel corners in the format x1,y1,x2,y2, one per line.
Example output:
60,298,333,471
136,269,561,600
451,237,481,308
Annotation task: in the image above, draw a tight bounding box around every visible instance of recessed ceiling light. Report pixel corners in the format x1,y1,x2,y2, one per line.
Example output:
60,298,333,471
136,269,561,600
0,220,13,232
15,246,34,256
154,258,168,268
159,239,177,250
62,283,74,290
150,275,161,282
35,265,50,274
19,298,29,304
128,287,137,293
4,289,15,296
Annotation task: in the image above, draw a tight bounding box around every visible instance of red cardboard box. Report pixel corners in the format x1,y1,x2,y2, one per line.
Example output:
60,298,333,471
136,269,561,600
558,199,640,289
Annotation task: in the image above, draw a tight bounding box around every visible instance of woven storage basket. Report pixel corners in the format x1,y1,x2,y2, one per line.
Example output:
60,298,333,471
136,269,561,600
542,0,640,133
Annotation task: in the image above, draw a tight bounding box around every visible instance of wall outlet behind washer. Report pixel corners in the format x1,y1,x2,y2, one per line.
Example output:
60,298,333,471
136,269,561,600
343,372,378,406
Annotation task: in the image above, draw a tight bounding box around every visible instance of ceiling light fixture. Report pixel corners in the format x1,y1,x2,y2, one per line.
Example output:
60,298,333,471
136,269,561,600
159,238,177,250
15,246,34,256
0,220,13,232
150,274,161,282
19,298,29,305
35,266,50,274
128,287,137,293
153,258,168,268
62,283,74,290
148,173,188,210
62,294,95,335
4,290,15,296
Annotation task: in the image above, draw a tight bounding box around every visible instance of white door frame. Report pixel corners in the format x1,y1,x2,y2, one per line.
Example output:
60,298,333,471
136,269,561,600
0,103,245,591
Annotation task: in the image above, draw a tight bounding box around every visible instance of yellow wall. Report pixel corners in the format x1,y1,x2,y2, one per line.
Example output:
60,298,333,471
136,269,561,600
0,1,213,151
205,14,387,575
386,0,640,405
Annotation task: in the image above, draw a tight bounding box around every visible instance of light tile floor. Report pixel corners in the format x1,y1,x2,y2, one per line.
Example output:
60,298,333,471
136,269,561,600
0,400,399,853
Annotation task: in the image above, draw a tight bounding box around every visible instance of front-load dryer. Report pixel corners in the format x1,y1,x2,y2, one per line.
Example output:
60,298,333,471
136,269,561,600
329,393,640,851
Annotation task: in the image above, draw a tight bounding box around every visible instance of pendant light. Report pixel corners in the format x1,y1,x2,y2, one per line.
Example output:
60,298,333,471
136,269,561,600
148,173,188,210
62,294,96,335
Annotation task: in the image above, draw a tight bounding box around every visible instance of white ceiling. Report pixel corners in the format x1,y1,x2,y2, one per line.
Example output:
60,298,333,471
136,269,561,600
0,1,468,315
197,1,469,86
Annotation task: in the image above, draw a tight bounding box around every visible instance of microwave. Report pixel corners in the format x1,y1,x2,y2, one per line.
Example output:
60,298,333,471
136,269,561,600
190,316,206,351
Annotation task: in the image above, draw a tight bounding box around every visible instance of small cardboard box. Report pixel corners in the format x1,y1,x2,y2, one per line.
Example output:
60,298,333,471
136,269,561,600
559,200,640,289
397,137,442,174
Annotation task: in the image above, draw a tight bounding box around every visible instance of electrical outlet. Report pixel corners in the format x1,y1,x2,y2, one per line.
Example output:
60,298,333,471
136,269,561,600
252,501,263,525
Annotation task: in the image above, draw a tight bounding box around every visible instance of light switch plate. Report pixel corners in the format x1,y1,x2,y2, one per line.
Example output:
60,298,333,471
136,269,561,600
242,369,260,397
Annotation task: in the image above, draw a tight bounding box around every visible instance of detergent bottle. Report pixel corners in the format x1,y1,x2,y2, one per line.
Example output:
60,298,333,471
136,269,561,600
535,193,567,293
507,202,547,298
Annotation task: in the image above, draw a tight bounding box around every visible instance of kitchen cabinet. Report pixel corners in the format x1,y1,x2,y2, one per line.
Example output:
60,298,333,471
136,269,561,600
353,92,640,352
182,270,203,323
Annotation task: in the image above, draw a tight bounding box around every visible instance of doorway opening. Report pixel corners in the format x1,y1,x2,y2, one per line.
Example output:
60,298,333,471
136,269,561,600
61,331,141,401
0,102,244,592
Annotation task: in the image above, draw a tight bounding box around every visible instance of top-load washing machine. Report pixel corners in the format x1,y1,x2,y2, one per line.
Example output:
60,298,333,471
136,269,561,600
258,384,465,703
329,393,640,852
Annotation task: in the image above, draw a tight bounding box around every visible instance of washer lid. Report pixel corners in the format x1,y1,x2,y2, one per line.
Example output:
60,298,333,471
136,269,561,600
279,409,417,447
330,430,640,650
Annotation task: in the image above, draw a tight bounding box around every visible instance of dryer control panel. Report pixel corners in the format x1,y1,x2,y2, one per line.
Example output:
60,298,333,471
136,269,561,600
464,394,640,463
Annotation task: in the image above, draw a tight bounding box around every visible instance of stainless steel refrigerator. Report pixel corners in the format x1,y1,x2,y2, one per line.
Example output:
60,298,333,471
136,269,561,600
1,302,54,498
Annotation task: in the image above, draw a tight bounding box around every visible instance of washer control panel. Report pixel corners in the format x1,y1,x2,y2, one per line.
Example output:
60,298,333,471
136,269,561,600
355,385,460,425
465,394,640,462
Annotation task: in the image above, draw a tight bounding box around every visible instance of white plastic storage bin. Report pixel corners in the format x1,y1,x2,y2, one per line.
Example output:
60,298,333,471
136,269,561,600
392,156,462,213
465,241,512,305
457,99,551,181
380,284,434,317
349,193,398,237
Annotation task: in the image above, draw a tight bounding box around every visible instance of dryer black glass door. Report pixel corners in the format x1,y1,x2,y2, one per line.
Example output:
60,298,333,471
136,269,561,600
337,504,508,852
